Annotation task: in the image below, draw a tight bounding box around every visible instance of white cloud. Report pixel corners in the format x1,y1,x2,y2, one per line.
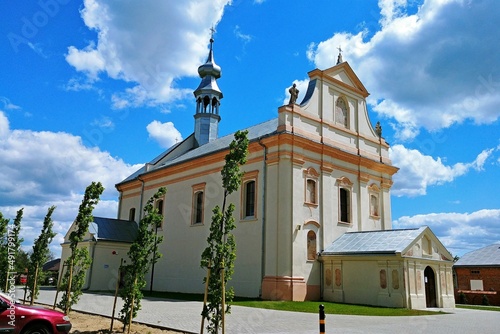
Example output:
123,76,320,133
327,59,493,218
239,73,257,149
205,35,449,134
393,209,500,257
390,144,494,196
66,0,231,108
0,111,142,257
146,120,183,149
307,0,500,140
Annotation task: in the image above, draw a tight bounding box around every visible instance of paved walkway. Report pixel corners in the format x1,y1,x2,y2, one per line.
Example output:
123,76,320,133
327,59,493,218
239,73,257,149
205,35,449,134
17,288,499,333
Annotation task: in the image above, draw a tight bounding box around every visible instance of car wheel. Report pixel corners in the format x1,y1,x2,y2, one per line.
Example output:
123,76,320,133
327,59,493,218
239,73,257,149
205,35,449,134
21,323,53,334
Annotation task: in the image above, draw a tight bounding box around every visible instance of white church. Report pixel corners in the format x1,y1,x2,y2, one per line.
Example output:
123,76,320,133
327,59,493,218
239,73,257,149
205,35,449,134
61,37,455,309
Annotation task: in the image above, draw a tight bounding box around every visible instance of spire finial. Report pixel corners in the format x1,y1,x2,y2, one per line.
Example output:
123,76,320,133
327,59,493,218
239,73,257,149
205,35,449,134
336,45,343,65
210,26,216,43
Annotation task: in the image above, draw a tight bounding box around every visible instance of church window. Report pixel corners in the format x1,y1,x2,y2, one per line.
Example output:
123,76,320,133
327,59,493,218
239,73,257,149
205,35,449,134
129,208,136,221
337,176,353,224
307,231,317,260
335,97,348,127
241,171,258,220
156,199,164,228
193,192,204,225
339,188,350,223
304,167,319,206
192,183,206,225
244,180,256,218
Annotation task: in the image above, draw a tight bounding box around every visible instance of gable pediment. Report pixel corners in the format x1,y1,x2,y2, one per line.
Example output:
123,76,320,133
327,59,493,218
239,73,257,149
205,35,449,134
402,227,453,261
309,62,369,98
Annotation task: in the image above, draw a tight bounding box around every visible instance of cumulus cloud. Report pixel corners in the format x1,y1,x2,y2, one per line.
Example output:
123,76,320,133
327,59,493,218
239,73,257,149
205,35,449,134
146,120,183,149
393,209,500,257
0,111,143,256
66,0,231,108
390,144,495,196
307,0,500,140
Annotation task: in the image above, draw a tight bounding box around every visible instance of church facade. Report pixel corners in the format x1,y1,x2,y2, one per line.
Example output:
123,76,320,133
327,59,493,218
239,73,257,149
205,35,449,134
61,37,455,308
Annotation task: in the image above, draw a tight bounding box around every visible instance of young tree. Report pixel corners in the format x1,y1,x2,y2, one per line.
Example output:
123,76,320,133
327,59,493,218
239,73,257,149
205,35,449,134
27,206,56,304
119,187,166,333
4,209,24,291
0,212,10,292
58,181,104,314
200,130,249,334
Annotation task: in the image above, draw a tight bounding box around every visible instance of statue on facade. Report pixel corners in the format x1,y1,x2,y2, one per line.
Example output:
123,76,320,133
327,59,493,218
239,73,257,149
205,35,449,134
375,121,382,137
288,83,299,105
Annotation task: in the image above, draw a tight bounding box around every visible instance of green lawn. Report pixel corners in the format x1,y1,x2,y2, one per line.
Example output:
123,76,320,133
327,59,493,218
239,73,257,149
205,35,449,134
142,291,442,316
456,304,500,312
232,300,443,316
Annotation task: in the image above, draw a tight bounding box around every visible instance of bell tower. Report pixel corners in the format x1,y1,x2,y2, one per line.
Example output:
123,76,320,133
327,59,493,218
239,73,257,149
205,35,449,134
193,33,223,147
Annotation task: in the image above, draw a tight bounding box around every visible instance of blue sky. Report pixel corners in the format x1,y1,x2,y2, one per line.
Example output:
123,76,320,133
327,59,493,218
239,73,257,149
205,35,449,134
0,0,499,258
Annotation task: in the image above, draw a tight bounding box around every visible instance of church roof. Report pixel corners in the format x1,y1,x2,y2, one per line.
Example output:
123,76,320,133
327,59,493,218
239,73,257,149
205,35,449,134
89,217,138,243
118,118,278,185
322,226,427,255
454,243,500,267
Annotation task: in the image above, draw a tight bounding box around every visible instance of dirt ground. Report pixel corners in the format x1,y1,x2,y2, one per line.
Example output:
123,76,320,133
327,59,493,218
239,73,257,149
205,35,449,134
68,310,184,334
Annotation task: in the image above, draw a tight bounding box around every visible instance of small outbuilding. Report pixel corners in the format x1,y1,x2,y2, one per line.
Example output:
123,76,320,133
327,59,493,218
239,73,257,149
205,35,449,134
59,217,138,291
320,226,455,309
454,243,500,306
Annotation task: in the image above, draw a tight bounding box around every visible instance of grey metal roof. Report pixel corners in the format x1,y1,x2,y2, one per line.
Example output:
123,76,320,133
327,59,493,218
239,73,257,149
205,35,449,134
454,243,500,266
119,118,278,185
322,226,427,255
90,217,138,243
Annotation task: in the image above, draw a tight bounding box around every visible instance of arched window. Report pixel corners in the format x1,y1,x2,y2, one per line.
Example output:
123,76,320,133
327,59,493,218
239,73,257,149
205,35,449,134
155,199,165,228
241,171,258,220
194,192,204,225
129,208,136,221
307,231,317,260
335,97,348,127
192,183,206,225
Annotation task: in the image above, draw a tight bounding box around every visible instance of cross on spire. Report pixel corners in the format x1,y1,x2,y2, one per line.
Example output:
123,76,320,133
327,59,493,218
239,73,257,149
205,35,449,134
210,26,216,41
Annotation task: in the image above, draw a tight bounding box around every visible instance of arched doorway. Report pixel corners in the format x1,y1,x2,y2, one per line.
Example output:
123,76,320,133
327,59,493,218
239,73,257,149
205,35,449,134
424,266,437,307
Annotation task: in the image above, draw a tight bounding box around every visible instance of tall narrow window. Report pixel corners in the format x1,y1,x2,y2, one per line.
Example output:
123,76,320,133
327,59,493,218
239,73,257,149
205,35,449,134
129,208,136,221
337,176,353,224
194,192,203,224
244,180,256,218
307,231,317,260
241,171,258,220
192,183,206,225
340,188,350,223
370,194,379,217
156,199,164,228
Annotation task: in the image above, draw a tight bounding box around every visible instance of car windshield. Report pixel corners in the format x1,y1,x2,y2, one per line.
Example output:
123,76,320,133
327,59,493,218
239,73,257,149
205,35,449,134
0,292,19,304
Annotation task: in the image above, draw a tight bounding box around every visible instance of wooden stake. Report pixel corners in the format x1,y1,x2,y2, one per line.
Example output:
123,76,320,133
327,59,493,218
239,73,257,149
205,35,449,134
30,264,39,306
200,262,211,334
110,258,123,332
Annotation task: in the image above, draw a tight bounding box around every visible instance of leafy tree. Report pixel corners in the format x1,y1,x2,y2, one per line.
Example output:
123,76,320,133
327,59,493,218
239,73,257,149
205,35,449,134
27,206,56,304
0,212,10,292
58,182,104,314
119,187,166,332
200,130,249,334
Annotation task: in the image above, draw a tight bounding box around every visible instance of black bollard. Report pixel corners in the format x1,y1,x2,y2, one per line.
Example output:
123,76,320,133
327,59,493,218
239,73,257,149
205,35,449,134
319,304,325,334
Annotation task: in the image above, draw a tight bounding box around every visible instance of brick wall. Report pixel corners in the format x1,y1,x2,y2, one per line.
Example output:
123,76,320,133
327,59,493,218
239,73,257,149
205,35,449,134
454,266,500,306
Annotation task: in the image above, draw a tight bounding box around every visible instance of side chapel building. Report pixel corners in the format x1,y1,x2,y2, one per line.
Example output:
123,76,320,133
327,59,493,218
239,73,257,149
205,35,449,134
61,37,455,309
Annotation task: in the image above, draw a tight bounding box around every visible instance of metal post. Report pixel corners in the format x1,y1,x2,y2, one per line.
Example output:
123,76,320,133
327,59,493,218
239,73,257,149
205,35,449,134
319,304,325,334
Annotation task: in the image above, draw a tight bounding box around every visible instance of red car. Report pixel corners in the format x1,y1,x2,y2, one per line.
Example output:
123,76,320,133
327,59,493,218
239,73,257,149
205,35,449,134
0,292,71,334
